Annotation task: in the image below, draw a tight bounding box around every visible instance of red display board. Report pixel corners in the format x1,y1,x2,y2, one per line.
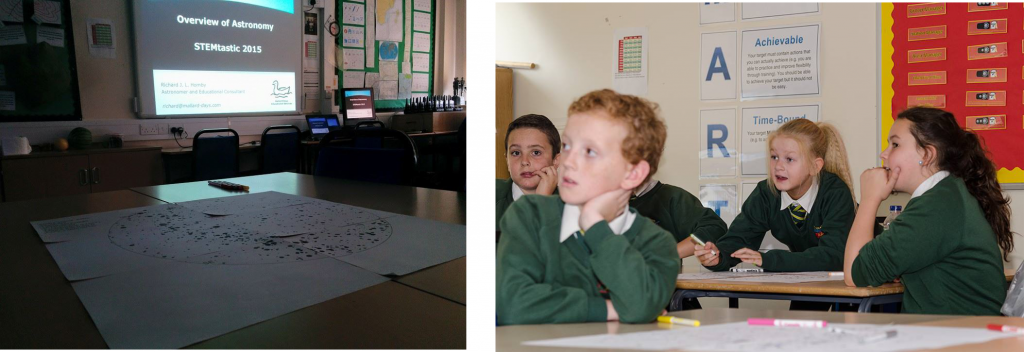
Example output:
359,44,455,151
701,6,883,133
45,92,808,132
882,3,1024,183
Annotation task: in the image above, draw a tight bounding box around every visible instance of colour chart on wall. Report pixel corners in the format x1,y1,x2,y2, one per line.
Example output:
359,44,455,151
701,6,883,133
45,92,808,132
881,3,1024,184
338,0,434,109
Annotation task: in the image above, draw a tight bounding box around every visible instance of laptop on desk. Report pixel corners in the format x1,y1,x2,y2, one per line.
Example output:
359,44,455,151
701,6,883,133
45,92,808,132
305,114,342,141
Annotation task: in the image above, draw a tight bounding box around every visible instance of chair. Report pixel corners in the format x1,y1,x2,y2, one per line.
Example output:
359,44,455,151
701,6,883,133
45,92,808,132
260,125,300,174
352,120,387,149
314,126,418,185
192,128,239,181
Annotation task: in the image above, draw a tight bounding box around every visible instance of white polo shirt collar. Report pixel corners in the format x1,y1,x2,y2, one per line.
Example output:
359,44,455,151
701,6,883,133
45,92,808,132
559,204,636,243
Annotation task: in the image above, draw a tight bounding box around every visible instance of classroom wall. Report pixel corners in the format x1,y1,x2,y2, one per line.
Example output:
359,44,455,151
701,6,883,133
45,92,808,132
496,2,1024,274
0,0,331,146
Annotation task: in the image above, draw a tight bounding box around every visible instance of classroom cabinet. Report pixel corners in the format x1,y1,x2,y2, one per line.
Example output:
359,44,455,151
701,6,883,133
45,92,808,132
1,146,164,202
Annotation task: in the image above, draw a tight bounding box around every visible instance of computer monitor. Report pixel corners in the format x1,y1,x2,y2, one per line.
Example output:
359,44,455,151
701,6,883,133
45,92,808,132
341,88,376,124
305,114,341,139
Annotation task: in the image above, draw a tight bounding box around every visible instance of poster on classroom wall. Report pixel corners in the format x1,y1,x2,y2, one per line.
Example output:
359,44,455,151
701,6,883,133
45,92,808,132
881,3,1024,184
740,24,821,100
699,108,738,178
612,27,648,97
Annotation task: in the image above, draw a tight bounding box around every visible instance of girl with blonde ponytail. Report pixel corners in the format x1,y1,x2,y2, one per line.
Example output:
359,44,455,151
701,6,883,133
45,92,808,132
844,107,1010,315
693,118,857,309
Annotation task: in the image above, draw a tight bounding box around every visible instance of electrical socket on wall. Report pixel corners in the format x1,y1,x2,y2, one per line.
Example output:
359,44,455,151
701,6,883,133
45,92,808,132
140,123,169,135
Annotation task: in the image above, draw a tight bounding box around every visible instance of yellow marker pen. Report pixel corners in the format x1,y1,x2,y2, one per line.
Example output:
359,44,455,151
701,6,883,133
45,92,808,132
657,316,700,327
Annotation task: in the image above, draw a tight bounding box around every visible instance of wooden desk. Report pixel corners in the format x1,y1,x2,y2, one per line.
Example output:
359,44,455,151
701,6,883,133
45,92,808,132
497,308,1024,352
672,270,1016,313
0,175,466,348
0,191,168,348
395,256,467,304
131,172,465,225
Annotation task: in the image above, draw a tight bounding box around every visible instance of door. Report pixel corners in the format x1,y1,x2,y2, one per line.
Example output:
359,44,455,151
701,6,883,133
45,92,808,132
495,67,514,179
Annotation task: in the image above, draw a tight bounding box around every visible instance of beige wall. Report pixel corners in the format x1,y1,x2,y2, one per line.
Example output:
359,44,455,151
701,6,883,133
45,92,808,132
70,0,135,121
496,2,1024,280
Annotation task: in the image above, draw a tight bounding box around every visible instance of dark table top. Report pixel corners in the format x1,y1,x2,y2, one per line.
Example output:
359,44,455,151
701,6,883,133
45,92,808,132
131,172,466,225
0,173,467,348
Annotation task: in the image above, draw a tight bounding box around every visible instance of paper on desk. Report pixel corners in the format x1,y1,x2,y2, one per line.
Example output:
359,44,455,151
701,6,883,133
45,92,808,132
727,272,843,283
72,258,388,349
42,204,327,280
176,191,311,216
677,271,844,283
284,209,466,276
524,322,1015,352
231,199,395,238
31,204,175,243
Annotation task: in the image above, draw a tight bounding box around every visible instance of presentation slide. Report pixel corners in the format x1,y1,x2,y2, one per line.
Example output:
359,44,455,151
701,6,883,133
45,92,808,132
132,0,302,117
344,89,373,119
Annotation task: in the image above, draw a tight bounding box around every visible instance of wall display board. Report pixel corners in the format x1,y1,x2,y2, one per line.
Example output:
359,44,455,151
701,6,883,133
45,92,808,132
339,0,434,110
0,0,82,122
882,3,1024,184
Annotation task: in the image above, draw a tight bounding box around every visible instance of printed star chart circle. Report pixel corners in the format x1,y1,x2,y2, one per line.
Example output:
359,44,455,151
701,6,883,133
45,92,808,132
107,203,393,265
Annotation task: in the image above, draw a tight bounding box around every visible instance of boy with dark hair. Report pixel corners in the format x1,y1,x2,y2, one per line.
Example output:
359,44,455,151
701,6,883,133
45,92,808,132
497,114,562,230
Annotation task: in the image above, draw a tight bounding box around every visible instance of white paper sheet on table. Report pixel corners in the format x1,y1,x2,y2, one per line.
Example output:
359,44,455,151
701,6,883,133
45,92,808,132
31,192,464,347
176,191,312,216
677,271,844,283
72,258,387,349
31,205,174,243
283,205,465,276
524,322,1015,352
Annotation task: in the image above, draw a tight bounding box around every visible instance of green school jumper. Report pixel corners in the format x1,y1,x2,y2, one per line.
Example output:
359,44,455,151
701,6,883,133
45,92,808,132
704,171,856,272
852,176,1006,315
496,178,559,231
496,195,680,325
496,179,515,231
630,182,728,244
